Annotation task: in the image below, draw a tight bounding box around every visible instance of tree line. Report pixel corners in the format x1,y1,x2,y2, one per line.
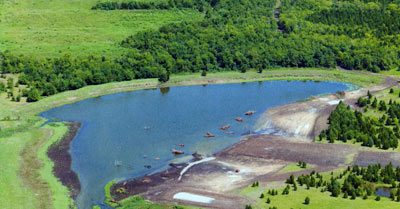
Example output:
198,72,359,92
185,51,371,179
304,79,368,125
319,100,399,150
280,0,400,72
307,0,400,37
2,0,400,102
92,0,217,11
246,163,400,208
287,163,400,200
0,51,170,102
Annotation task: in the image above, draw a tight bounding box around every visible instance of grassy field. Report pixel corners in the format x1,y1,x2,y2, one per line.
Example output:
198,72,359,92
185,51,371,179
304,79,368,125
278,163,316,174
0,0,202,57
37,123,74,209
243,169,399,209
317,85,400,152
318,137,400,153
0,123,40,209
0,119,70,209
379,68,400,78
362,86,400,119
0,68,383,209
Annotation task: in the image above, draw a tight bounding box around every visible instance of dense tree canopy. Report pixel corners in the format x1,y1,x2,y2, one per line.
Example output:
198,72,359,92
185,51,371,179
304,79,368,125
289,163,400,200
320,101,399,150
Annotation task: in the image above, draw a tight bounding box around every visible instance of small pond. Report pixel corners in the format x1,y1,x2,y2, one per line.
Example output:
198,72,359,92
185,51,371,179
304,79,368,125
375,187,391,197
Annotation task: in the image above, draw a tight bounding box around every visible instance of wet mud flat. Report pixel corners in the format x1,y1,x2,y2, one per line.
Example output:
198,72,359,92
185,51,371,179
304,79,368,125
47,122,82,199
109,152,259,208
261,76,398,140
218,135,357,167
354,151,400,168
109,134,400,208
105,75,400,209
108,135,351,208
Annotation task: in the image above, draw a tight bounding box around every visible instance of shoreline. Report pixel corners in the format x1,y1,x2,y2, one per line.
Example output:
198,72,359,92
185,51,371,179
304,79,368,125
47,122,82,200
100,74,398,208
6,68,381,119
5,69,384,209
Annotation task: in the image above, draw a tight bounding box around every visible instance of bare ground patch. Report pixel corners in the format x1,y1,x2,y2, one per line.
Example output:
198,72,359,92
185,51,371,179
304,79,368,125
354,151,400,168
20,128,54,209
47,122,81,199
98,72,399,208
217,135,358,167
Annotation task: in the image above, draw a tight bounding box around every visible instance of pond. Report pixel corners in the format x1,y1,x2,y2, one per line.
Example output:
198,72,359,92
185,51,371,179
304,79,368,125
375,187,391,197
40,80,354,209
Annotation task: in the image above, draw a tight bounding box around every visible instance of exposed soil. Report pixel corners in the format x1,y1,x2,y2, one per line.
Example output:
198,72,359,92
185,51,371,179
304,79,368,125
44,70,398,208
20,128,54,209
111,153,202,201
104,72,400,208
47,122,81,199
261,72,398,140
111,153,279,209
354,151,400,168
218,135,358,167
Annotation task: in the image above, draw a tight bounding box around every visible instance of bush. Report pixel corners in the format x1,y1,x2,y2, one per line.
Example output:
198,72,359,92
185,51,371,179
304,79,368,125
304,196,310,204
158,70,170,83
26,88,40,102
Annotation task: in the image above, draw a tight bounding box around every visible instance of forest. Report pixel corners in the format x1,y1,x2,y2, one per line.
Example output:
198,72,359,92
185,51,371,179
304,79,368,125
319,99,400,150
91,0,216,11
289,164,400,200
2,0,400,102
245,163,400,209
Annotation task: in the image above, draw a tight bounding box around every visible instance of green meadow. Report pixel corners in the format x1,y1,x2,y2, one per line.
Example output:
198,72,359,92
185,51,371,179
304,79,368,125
0,0,202,58
243,169,399,209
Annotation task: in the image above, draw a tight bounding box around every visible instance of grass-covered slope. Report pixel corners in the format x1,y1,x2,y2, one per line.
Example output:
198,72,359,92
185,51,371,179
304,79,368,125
318,86,400,151
0,0,202,57
245,166,400,209
0,121,74,209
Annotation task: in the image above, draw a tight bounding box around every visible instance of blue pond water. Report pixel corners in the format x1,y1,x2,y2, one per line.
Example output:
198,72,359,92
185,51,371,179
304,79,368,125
40,80,353,209
375,187,391,197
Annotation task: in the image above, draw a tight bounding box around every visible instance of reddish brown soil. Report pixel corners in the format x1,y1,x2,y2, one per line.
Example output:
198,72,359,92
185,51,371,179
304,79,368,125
47,122,81,199
217,135,358,166
111,163,183,201
48,70,399,209
354,151,400,168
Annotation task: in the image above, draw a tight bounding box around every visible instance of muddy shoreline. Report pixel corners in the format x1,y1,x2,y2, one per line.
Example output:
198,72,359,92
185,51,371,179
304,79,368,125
110,153,203,202
102,75,399,209
46,74,398,208
47,122,82,199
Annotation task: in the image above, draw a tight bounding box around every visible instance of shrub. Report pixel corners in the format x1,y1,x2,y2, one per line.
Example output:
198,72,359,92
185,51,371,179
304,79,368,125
304,196,310,204
26,88,40,102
